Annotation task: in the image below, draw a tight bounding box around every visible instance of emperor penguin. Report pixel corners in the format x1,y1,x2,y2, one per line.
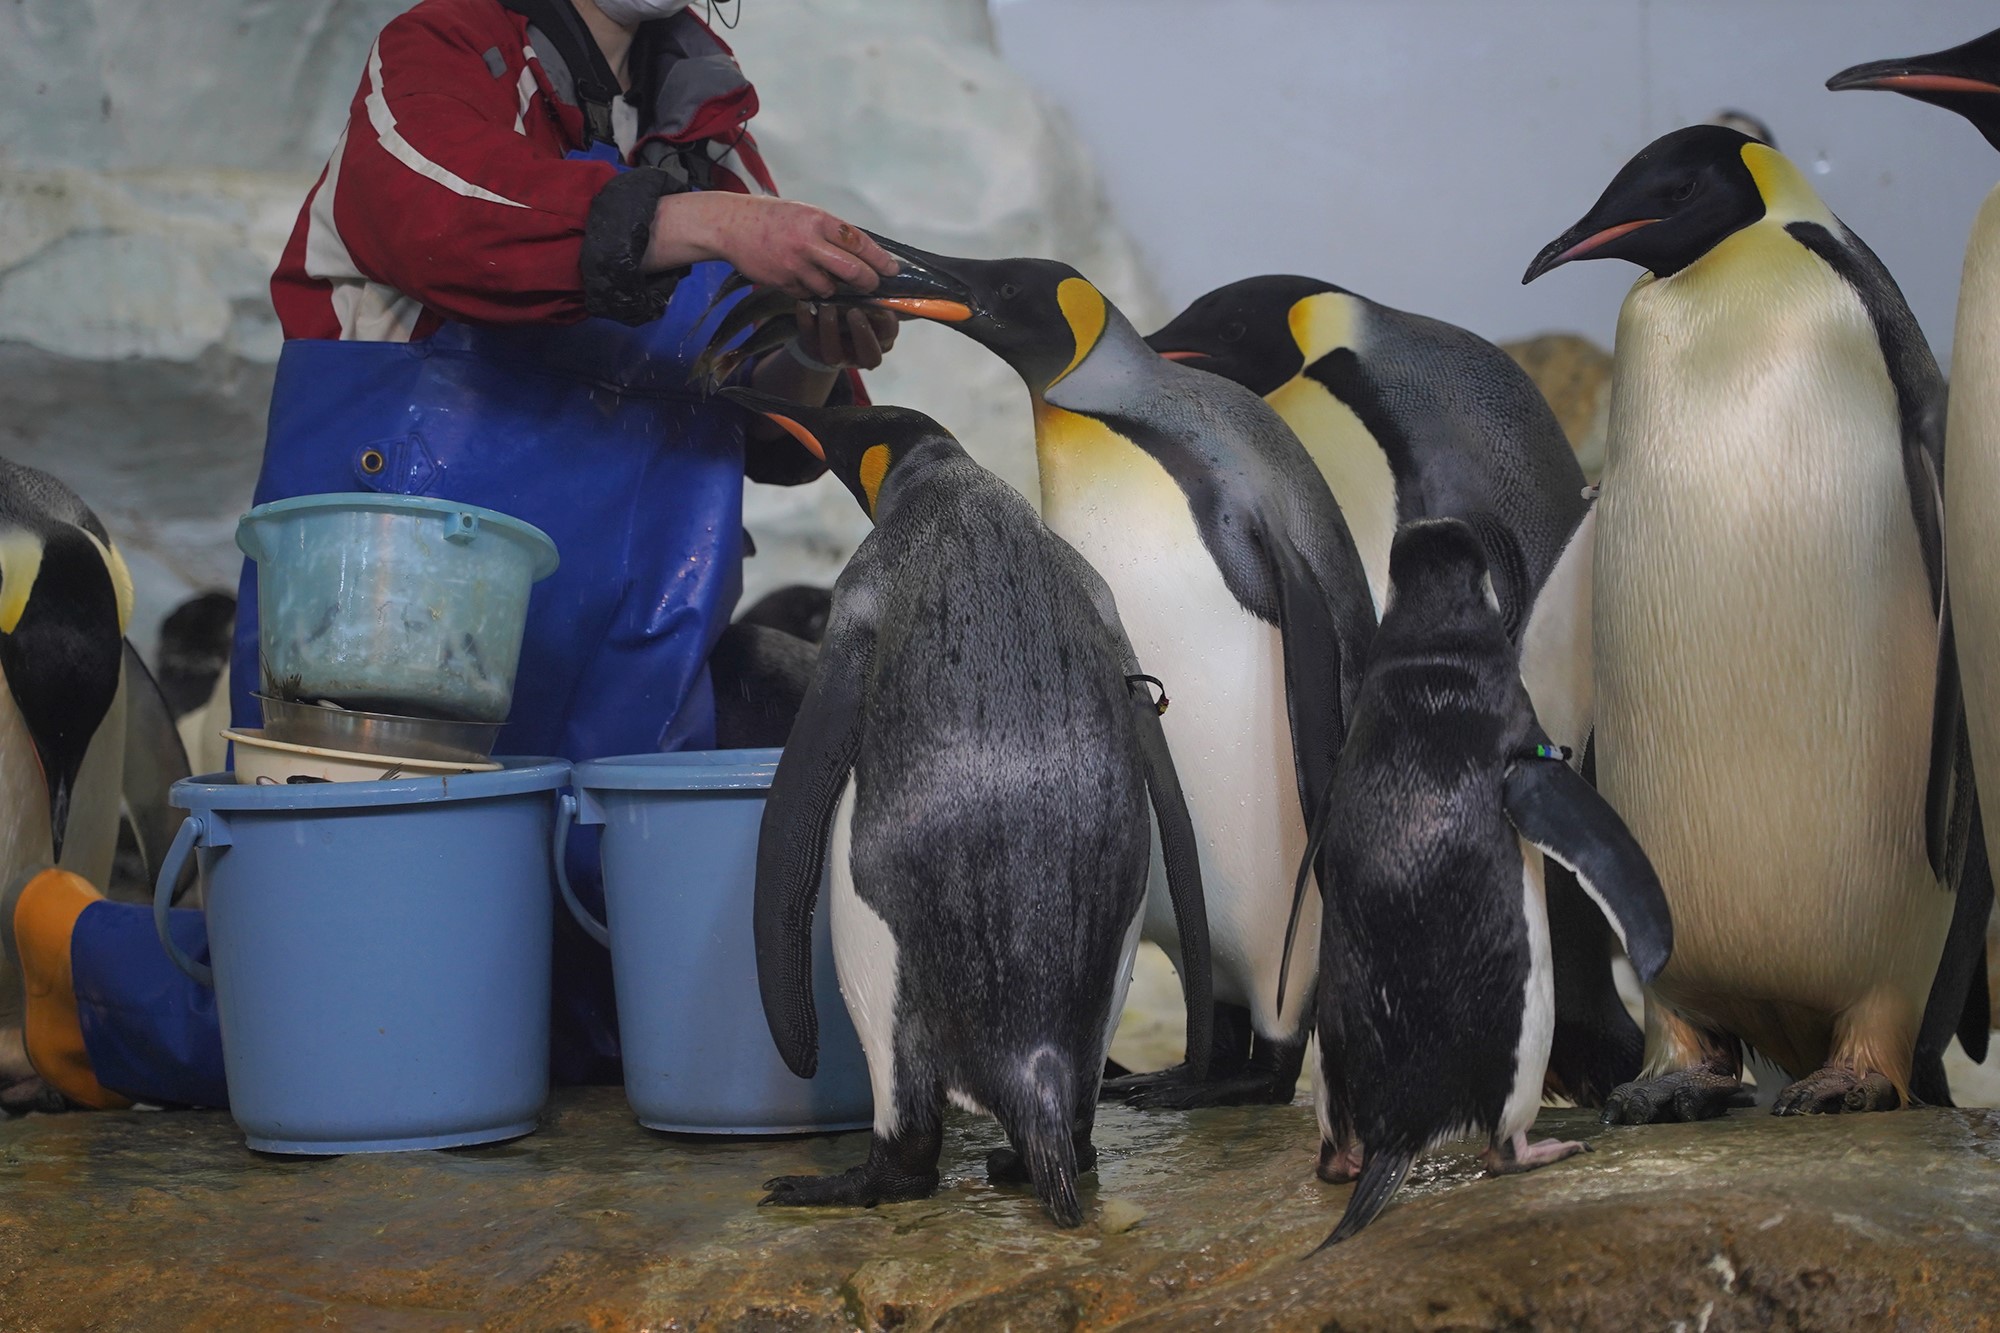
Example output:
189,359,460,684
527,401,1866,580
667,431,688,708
724,236,1380,1109
1524,126,1980,1117
1311,519,1670,1247
1146,279,1637,1102
0,458,134,1025
722,390,1211,1227
1830,25,2000,1098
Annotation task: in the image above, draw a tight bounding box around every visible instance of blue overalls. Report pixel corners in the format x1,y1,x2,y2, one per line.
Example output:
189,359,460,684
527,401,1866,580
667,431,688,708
70,144,752,1103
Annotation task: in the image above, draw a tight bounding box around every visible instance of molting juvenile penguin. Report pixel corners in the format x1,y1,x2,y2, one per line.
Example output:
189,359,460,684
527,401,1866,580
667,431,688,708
0,458,132,1024
1831,25,2000,1098
724,390,1210,1227
1147,278,1636,1102
733,238,1380,1108
1310,519,1670,1246
1525,126,1978,1117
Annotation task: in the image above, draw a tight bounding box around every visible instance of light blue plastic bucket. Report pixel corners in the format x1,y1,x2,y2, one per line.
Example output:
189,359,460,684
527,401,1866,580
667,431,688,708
557,749,872,1134
152,759,569,1154
236,494,560,723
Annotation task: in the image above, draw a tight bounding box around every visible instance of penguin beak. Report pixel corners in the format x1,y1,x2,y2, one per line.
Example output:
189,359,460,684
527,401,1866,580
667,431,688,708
856,231,978,323
1827,54,2000,97
717,386,825,459
1522,218,1660,284
44,767,72,864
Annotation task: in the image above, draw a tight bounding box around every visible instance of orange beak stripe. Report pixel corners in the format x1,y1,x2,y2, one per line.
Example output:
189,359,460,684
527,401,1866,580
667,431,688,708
869,297,974,322
1870,73,2000,95
1157,349,1207,362
1554,217,1661,265
762,412,825,460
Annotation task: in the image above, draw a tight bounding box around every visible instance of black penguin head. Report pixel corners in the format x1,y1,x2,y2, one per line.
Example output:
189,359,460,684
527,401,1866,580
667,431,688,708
1382,518,1500,628
0,523,125,862
1143,276,1342,396
1828,27,2000,154
1523,125,1770,284
720,388,963,519
847,233,1115,396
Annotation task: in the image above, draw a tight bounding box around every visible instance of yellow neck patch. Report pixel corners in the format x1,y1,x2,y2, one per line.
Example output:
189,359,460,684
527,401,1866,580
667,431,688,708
859,444,892,514
80,531,134,633
0,530,43,635
1739,143,1835,227
1049,277,1107,389
1287,290,1361,366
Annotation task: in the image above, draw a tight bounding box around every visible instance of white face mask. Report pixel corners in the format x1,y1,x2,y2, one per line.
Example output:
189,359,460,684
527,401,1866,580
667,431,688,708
592,0,694,24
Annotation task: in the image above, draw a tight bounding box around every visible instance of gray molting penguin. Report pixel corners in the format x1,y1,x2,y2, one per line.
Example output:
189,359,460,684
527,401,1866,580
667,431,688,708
0,458,133,1021
724,390,1211,1228
1525,125,1987,1116
1146,277,1638,1104
728,238,1379,1109
1307,518,1670,1247
1830,24,2000,1103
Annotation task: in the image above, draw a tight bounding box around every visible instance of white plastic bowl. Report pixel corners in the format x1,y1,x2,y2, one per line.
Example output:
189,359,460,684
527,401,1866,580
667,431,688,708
225,729,502,786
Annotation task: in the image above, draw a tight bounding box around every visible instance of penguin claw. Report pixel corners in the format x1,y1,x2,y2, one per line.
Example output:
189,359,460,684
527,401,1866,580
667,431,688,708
1602,1066,1753,1125
759,1164,938,1210
1771,1067,1902,1117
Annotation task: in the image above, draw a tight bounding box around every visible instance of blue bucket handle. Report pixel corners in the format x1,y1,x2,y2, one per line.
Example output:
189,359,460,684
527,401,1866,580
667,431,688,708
553,791,610,948
152,815,215,987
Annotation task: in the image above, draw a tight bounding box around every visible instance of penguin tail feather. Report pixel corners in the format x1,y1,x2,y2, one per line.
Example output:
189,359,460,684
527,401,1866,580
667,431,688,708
1008,1050,1082,1228
1315,1147,1415,1252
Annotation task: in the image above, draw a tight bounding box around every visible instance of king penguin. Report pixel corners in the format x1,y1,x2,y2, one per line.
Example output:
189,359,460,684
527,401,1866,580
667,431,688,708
1146,278,1638,1103
1830,25,2000,1100
1524,125,1982,1117
0,457,134,1028
1310,518,1671,1247
722,390,1211,1227
722,237,1381,1109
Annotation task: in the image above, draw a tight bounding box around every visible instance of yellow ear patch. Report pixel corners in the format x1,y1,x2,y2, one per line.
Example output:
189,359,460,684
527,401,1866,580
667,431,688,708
1739,143,1834,226
859,444,892,514
1287,290,1361,366
1049,277,1107,389
0,529,44,635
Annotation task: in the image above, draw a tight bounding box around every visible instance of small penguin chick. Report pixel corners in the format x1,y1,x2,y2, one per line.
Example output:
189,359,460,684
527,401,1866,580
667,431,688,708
1309,519,1670,1249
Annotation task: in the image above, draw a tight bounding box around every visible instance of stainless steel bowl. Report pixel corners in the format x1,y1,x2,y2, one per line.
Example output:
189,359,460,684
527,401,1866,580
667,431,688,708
256,694,504,762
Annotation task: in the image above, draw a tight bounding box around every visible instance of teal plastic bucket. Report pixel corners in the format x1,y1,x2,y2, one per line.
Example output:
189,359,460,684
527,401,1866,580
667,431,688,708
557,749,873,1134
236,494,560,722
152,759,569,1154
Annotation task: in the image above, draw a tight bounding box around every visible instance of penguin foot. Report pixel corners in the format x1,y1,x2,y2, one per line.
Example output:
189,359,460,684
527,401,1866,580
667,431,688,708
986,1140,1098,1185
1317,1140,1363,1183
1102,1067,1298,1110
760,1164,939,1210
1771,1067,1902,1117
1481,1132,1591,1175
1602,1067,1754,1124
0,1074,67,1116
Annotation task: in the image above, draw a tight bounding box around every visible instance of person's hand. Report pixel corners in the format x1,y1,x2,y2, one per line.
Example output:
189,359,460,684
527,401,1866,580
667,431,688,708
791,303,900,371
648,194,897,298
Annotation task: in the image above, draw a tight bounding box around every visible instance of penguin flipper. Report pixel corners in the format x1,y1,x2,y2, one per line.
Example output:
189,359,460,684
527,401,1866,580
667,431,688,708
1914,792,1995,1104
1127,678,1213,1081
1502,755,1673,984
754,584,877,1079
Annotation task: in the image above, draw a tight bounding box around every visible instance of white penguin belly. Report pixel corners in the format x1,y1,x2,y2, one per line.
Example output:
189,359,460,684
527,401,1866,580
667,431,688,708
0,677,52,1027
1596,242,1947,1064
828,781,906,1136
1037,417,1320,1042
1947,184,2000,889
1267,375,1397,616
1500,843,1554,1144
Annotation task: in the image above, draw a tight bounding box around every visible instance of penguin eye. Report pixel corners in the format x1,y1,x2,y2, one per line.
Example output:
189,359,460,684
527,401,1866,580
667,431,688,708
998,282,1021,301
1221,320,1246,344
1671,179,1698,203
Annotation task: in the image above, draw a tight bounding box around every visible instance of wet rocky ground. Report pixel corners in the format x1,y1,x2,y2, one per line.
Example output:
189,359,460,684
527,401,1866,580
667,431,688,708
2,1086,1998,1331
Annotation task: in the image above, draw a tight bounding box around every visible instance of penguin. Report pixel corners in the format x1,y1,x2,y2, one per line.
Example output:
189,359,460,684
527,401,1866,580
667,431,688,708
736,584,834,644
1146,279,1637,1102
1523,125,1981,1117
711,237,1381,1108
709,620,816,750
1309,518,1671,1247
0,457,133,1028
722,389,1212,1227
1828,25,2000,1101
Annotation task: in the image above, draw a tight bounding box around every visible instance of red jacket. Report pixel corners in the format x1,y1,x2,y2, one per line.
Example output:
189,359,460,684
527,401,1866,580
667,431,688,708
270,0,772,342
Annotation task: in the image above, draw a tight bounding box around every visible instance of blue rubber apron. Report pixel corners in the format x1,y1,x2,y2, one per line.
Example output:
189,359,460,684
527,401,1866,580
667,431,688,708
77,145,750,1100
